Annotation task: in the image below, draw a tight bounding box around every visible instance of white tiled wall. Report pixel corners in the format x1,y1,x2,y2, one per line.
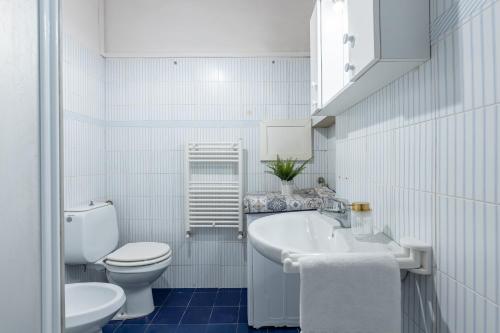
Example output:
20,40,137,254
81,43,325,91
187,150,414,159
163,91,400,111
326,126,336,189
104,57,329,288
63,42,333,287
62,35,108,282
335,0,500,331
62,36,107,209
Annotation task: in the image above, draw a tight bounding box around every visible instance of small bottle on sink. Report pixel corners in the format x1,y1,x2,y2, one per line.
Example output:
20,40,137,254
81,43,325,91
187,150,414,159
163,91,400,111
351,202,373,238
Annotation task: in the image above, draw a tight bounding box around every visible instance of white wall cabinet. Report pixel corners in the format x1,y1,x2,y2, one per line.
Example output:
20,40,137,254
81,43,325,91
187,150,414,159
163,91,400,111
311,0,429,116
345,0,377,81
309,1,321,114
260,120,312,161
310,0,347,114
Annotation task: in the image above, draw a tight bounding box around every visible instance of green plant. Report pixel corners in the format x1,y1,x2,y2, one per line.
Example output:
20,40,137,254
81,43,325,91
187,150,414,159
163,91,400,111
265,155,311,181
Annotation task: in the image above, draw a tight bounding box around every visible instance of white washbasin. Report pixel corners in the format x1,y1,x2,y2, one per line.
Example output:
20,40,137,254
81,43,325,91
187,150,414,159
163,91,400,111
248,211,404,266
65,282,126,333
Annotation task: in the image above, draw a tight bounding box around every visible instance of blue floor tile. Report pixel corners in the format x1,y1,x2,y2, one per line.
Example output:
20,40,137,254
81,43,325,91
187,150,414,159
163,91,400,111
210,307,239,323
206,324,237,333
236,325,268,333
176,324,208,333
145,324,177,333
103,323,121,333
239,292,247,306
238,307,247,324
114,324,147,333
181,307,212,324
153,307,186,324
165,291,193,307
190,292,217,307
196,288,218,292
153,292,170,306
214,291,240,306
153,288,172,294
176,288,197,293
124,308,159,324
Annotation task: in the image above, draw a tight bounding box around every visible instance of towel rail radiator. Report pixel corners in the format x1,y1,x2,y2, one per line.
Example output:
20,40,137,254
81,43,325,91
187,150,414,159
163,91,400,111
185,141,243,239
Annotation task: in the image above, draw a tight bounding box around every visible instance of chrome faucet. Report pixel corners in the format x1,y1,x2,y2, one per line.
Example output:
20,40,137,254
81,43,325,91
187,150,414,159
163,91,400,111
318,197,352,228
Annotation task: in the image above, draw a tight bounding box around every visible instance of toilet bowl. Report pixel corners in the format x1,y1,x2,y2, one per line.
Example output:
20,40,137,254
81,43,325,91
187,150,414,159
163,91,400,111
65,283,125,333
64,202,173,319
103,242,172,319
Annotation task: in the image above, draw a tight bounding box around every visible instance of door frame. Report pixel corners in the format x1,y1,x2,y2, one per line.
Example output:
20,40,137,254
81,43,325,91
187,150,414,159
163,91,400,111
39,0,63,332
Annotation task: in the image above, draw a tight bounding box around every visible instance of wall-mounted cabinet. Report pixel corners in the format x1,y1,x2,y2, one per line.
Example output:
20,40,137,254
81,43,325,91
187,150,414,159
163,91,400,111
310,1,321,114
311,0,429,116
310,0,348,114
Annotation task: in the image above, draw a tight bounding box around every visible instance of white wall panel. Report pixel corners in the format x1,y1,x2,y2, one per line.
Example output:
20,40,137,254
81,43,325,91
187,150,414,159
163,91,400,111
0,0,42,330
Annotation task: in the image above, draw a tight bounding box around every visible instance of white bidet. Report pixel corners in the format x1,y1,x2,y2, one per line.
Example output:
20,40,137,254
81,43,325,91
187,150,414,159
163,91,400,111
65,283,125,333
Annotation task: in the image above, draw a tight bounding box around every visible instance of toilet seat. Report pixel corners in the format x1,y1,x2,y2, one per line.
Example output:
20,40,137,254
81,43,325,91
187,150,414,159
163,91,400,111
105,252,171,267
103,242,172,269
106,242,171,263
105,255,172,275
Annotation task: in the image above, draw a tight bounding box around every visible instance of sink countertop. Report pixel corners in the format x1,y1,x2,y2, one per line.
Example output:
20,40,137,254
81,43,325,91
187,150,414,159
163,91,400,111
243,187,335,214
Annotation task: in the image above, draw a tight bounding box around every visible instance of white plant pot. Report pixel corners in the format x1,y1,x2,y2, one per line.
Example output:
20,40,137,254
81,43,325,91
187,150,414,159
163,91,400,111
281,180,294,196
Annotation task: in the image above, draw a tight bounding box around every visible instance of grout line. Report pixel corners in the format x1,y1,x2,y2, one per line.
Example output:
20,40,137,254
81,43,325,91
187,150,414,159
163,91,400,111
435,270,500,308
431,0,497,45
335,100,500,143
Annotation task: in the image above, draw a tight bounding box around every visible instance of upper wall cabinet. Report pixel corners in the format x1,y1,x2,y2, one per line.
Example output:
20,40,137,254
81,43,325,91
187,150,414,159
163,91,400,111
311,0,430,116
310,0,348,114
310,1,321,114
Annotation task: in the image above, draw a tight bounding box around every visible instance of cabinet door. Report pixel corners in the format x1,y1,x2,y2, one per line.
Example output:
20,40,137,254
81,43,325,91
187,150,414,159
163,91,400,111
346,0,380,81
310,0,321,114
320,0,347,104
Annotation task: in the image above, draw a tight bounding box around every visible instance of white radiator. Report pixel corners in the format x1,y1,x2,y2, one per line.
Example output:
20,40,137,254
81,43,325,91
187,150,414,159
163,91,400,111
184,141,243,239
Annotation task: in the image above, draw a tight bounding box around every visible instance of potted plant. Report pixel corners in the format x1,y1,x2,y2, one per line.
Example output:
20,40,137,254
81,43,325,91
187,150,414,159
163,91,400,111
265,155,311,195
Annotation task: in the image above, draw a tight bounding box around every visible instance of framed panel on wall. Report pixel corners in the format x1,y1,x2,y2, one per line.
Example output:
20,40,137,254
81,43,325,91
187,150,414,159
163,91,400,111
259,119,312,161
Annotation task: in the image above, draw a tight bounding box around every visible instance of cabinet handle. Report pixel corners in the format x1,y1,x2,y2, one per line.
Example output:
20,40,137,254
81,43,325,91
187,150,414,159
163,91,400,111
344,63,354,72
311,82,318,89
343,33,355,47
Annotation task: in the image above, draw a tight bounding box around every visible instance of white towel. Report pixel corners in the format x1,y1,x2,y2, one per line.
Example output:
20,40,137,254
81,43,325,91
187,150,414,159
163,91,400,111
299,253,401,333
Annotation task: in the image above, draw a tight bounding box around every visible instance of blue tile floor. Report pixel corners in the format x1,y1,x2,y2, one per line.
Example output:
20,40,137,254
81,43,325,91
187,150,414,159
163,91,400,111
103,288,300,333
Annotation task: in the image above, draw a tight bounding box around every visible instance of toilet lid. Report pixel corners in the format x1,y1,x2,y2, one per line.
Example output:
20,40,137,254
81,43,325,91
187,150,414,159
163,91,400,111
105,253,171,267
106,242,171,262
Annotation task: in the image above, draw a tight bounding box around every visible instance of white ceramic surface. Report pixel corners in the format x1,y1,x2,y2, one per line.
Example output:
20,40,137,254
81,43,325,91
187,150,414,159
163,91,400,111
64,204,172,319
64,203,119,265
106,257,172,319
65,283,125,333
247,210,403,265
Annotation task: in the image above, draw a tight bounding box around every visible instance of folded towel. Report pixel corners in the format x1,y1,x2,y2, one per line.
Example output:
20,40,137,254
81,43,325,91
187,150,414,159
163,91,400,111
299,253,401,333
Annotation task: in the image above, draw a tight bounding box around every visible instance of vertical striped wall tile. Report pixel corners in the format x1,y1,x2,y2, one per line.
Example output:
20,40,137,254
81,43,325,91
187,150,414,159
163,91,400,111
334,1,500,331
63,53,328,288
62,34,107,282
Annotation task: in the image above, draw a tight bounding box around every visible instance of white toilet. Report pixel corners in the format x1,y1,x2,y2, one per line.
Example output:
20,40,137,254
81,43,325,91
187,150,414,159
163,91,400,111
64,201,172,319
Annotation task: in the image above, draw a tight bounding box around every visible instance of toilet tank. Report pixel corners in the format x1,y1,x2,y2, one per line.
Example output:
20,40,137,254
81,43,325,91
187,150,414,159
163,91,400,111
64,202,119,264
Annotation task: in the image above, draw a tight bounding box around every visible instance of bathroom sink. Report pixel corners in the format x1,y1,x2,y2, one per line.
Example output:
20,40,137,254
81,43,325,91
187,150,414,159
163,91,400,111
248,211,404,266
